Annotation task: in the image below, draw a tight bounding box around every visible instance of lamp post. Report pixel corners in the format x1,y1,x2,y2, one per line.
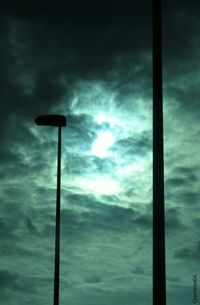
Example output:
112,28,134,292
35,114,66,305
153,0,166,305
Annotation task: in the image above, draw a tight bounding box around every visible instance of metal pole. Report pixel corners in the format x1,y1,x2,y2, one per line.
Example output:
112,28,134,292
54,126,61,305
153,0,166,304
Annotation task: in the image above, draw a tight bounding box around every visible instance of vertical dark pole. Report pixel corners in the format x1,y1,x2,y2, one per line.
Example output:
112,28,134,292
153,0,166,305
54,126,61,305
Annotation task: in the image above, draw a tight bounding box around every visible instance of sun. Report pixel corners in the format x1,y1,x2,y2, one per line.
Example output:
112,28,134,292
92,131,115,158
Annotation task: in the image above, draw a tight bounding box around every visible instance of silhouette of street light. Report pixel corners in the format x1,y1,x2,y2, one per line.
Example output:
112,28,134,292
35,114,66,305
153,0,166,305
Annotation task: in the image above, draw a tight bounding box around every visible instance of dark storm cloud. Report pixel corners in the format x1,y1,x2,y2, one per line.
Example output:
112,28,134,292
162,0,200,150
0,17,68,144
0,148,21,165
61,285,150,305
0,215,17,240
134,214,151,230
193,217,200,227
0,0,151,77
0,267,57,304
163,0,200,64
0,71,68,125
167,276,180,284
1,0,152,45
65,113,97,152
174,241,200,262
174,166,198,179
0,154,37,182
0,270,35,294
0,77,31,124
164,82,200,118
165,207,185,233
0,199,37,241
166,178,188,188
166,172,198,189
33,72,67,105
113,56,152,100
66,113,116,139
0,0,152,109
166,188,200,207
65,154,116,176
85,275,102,284
165,165,199,207
111,131,151,157
89,156,116,174
184,192,200,207
59,194,152,244
0,270,36,304
131,266,144,275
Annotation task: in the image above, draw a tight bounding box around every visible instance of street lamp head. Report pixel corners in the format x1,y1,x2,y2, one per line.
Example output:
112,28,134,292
34,113,66,305
35,114,66,127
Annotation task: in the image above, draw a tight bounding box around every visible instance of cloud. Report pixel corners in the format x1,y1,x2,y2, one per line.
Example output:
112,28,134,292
131,266,144,275
85,275,102,284
166,207,186,233
0,269,36,292
174,241,200,262
167,191,200,206
60,198,138,236
0,270,34,304
111,132,151,157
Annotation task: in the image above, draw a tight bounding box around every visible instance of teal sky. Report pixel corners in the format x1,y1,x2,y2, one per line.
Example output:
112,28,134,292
0,1,200,304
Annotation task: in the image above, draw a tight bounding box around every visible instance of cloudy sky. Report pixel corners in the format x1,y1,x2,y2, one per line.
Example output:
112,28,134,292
0,1,200,304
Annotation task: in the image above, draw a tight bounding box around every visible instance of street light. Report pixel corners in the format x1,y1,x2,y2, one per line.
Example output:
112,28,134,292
153,0,166,305
35,114,66,305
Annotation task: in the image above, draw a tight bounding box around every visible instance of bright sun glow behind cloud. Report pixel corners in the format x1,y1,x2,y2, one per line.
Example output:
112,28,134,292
94,113,122,127
92,131,115,158
78,176,122,195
